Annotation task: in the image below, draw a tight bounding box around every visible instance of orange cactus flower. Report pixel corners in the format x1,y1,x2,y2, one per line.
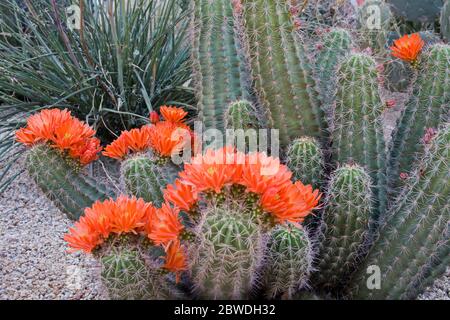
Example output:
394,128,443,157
164,179,198,212
261,181,321,224
64,221,103,254
163,239,187,282
240,152,292,195
160,106,188,124
180,147,243,193
16,109,101,165
390,33,424,64
125,127,152,153
147,203,184,246
148,121,192,157
65,196,158,254
110,196,153,234
102,132,130,160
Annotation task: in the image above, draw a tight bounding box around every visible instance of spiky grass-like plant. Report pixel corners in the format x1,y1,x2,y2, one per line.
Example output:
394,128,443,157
0,0,193,191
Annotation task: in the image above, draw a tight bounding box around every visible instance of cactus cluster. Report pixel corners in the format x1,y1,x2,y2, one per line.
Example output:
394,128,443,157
13,0,450,301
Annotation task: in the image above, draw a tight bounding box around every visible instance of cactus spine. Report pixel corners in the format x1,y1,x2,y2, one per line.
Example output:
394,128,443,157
314,28,352,116
121,154,180,206
99,237,180,300
191,0,251,133
332,53,387,222
190,207,263,300
352,124,449,299
442,1,450,42
264,224,312,299
240,0,327,148
286,137,324,190
225,100,259,130
315,165,373,291
387,44,450,194
26,144,113,220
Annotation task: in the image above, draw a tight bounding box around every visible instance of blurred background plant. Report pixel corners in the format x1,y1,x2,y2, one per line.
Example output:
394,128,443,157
0,0,194,192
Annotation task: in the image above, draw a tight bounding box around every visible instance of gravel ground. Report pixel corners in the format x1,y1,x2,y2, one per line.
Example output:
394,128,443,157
0,102,448,299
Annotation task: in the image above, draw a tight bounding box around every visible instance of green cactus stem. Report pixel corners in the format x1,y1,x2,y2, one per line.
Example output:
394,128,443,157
286,137,324,190
191,0,251,133
240,0,327,148
314,28,352,116
264,224,313,299
332,52,387,223
190,206,264,300
121,154,180,206
352,123,449,300
99,236,181,300
225,100,259,130
26,144,113,220
442,1,450,42
315,165,373,291
387,44,450,195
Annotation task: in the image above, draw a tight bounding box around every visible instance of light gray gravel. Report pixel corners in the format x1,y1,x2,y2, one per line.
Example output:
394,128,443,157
0,157,108,300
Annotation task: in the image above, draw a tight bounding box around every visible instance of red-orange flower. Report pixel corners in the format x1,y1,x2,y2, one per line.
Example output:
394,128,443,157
164,179,198,212
148,121,192,157
260,181,321,224
16,109,101,165
102,132,130,160
64,221,103,254
240,152,292,194
149,111,160,124
179,147,244,193
147,203,184,246
65,196,157,254
110,195,154,234
390,33,424,64
163,240,187,282
160,106,188,124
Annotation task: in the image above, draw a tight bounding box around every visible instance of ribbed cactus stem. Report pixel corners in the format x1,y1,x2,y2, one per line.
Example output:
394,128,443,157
26,144,113,220
286,137,324,190
314,28,352,116
240,0,327,148
121,154,180,206
190,206,263,299
315,165,372,291
264,224,313,299
225,100,259,130
387,44,450,194
332,53,387,223
353,124,449,300
442,1,450,42
191,0,251,133
99,237,181,300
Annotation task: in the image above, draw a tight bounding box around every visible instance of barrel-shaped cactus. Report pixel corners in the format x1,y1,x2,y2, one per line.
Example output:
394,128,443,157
100,242,179,300
26,144,113,220
190,207,264,300
121,155,180,206
332,53,387,222
191,0,251,133
239,0,327,148
352,123,449,299
314,28,353,116
387,44,450,194
315,165,373,291
442,1,450,42
264,224,313,299
225,100,259,130
286,137,324,190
